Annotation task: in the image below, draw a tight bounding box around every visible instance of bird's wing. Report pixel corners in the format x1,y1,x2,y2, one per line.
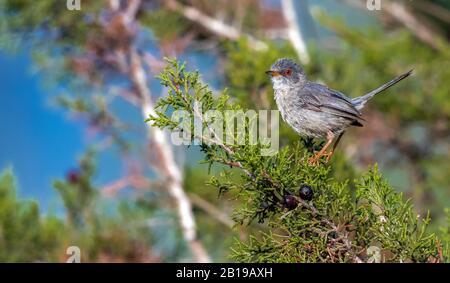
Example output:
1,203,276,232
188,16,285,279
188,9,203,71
301,83,365,122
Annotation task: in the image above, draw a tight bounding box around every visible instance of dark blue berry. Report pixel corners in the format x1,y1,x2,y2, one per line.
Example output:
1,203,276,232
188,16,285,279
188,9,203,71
299,184,313,201
282,195,298,210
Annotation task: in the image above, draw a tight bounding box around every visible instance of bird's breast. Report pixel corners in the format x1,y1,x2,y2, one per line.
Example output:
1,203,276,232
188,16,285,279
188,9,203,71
274,88,330,139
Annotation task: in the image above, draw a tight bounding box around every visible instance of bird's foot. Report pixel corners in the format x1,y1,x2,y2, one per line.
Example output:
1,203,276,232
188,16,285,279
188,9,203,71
308,156,320,166
308,151,333,166
308,153,324,166
325,151,334,163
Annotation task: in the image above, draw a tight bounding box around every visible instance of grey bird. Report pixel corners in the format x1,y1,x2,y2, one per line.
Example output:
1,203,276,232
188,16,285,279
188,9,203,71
266,58,412,164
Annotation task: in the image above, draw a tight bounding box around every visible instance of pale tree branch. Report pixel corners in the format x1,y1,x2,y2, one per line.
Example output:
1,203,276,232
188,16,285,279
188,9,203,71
383,1,445,51
413,0,450,24
165,0,268,51
188,193,234,229
342,0,447,52
106,0,211,263
108,0,120,10
131,46,211,264
101,164,159,196
281,0,310,64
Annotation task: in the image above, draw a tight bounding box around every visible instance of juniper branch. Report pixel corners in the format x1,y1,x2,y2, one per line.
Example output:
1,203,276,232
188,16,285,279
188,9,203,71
149,58,365,262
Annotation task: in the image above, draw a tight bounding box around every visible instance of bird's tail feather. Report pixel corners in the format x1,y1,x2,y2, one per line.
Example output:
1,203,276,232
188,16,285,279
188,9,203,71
352,69,413,110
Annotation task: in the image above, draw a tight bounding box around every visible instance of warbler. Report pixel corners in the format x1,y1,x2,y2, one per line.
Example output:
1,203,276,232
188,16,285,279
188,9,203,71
266,58,412,164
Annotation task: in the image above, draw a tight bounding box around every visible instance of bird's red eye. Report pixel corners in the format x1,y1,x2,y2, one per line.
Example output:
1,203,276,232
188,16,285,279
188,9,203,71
284,69,292,76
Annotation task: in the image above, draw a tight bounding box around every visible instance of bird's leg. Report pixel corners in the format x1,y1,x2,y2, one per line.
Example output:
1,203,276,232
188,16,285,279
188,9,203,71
325,132,345,163
308,131,334,165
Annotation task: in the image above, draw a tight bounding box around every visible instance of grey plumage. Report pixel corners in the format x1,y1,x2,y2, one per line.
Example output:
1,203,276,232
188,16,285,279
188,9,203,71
267,58,412,140
352,69,413,110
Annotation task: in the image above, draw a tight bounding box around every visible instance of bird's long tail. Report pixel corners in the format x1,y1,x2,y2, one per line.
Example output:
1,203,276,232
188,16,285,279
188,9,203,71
352,69,413,110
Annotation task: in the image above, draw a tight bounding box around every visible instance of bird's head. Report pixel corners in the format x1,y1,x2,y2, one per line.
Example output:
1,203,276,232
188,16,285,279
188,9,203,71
266,58,306,90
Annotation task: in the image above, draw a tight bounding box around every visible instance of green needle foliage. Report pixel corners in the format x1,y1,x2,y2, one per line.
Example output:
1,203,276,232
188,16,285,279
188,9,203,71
0,169,66,262
0,152,166,262
148,58,446,263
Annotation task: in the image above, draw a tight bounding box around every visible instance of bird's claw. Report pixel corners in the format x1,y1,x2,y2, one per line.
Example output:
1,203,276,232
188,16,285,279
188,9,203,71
308,151,334,166
308,156,320,166
325,151,334,163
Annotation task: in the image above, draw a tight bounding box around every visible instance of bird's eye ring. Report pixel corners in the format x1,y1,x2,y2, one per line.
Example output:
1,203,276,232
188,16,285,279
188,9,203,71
284,69,292,76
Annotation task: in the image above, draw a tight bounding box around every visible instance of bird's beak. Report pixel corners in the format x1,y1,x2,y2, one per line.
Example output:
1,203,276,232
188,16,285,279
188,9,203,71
265,70,280,77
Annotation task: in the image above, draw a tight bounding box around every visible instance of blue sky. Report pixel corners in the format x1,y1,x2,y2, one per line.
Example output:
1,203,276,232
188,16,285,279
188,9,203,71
0,48,220,212
0,51,88,210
